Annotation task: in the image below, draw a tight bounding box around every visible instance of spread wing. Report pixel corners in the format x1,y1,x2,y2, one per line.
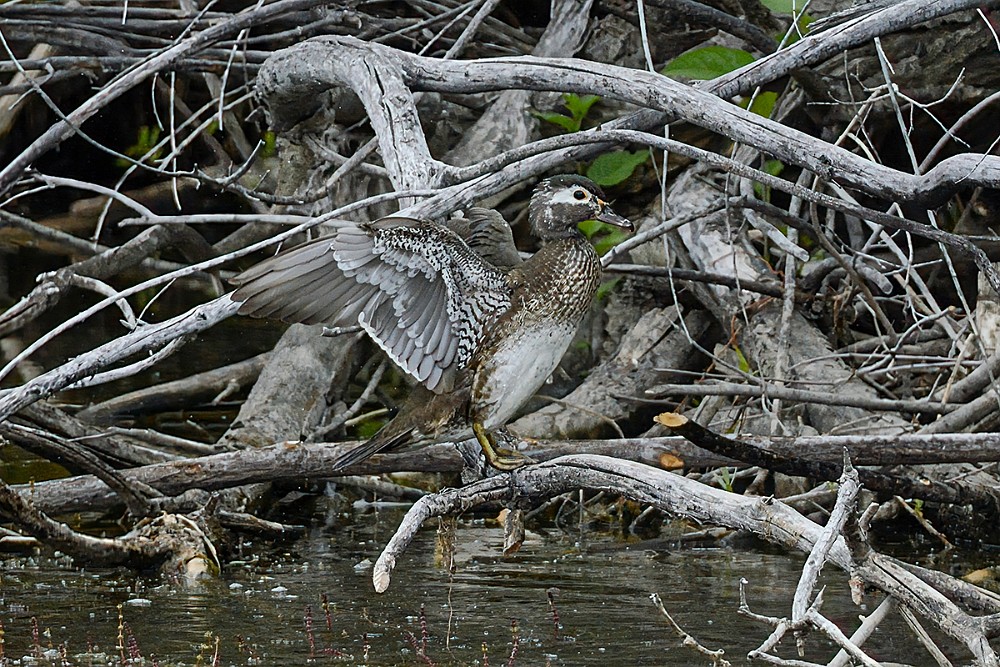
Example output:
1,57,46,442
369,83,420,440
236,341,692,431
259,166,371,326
462,208,522,271
231,217,512,393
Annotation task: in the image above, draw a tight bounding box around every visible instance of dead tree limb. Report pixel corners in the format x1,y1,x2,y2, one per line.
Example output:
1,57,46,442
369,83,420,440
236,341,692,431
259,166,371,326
371,454,998,665
0,0,356,197
0,296,240,421
258,34,1000,206
20,430,1000,517
655,412,998,508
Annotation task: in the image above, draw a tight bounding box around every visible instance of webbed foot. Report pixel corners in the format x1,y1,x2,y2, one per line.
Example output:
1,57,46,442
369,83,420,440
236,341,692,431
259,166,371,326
473,422,535,471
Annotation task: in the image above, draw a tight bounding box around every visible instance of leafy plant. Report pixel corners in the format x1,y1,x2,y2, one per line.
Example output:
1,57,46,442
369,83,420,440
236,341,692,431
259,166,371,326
116,125,163,168
661,45,755,80
262,130,277,158
719,467,734,493
733,345,752,374
595,277,622,301
586,149,649,187
759,0,814,41
355,416,387,440
744,91,778,118
753,157,785,200
534,93,600,133
579,218,632,256
661,48,777,118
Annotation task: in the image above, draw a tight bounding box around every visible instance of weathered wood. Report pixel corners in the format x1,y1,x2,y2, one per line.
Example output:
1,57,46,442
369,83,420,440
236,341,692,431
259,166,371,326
257,35,1000,206
371,454,998,664
0,296,241,422
511,309,713,439
444,0,594,166
655,412,994,507
742,302,911,436
78,353,267,423
217,327,355,448
21,430,1000,516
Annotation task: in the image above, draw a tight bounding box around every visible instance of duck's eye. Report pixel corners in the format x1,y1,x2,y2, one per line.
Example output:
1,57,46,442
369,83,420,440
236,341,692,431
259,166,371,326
573,189,587,201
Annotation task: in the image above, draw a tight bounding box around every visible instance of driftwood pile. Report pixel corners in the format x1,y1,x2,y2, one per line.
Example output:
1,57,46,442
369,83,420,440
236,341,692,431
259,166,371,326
2,0,1000,662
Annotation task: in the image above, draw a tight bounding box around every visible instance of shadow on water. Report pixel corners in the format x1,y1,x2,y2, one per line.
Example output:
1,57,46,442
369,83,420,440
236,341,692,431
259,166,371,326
0,503,933,666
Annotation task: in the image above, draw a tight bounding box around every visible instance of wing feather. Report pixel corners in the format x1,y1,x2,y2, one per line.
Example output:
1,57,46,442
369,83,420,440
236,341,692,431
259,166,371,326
231,216,512,393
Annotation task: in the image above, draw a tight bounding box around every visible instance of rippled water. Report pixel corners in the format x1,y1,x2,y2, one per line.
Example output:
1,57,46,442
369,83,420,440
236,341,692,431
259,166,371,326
0,501,943,666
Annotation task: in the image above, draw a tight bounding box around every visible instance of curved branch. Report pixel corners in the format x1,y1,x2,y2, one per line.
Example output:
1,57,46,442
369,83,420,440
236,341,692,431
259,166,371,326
372,454,997,664
259,34,1000,207
0,0,353,198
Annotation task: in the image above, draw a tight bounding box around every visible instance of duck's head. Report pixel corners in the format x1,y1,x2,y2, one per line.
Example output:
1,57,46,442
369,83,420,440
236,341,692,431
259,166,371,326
528,174,633,240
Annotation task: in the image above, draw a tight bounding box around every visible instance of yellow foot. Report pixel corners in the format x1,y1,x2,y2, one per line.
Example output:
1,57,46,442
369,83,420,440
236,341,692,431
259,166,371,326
473,422,535,471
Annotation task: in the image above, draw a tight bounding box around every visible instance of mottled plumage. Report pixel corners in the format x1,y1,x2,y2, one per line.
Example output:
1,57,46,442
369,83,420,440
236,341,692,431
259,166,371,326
231,175,631,470
234,217,509,393
445,208,523,272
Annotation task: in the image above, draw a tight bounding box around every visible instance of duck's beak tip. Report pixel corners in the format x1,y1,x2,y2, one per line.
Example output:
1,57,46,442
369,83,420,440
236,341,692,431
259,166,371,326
596,208,633,232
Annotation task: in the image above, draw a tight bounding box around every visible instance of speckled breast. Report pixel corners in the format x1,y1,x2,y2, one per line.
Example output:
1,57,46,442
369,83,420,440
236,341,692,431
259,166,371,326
471,237,602,428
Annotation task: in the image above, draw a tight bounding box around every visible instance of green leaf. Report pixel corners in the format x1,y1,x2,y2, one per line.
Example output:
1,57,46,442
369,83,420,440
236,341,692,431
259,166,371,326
586,149,648,186
532,94,601,134
595,277,621,301
533,110,581,133
661,45,755,80
116,125,163,168
747,91,778,118
759,0,804,13
734,345,751,374
762,159,785,177
719,467,734,492
760,0,813,42
355,417,387,440
593,228,631,256
578,219,603,238
262,130,277,158
563,93,600,121
798,13,814,31
753,158,785,200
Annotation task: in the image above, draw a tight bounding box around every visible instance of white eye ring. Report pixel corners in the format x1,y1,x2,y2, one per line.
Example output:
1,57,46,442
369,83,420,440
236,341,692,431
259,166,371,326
573,189,587,201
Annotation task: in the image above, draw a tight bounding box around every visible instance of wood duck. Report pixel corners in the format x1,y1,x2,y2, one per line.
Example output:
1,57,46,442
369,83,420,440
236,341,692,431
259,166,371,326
231,175,632,470
444,207,523,272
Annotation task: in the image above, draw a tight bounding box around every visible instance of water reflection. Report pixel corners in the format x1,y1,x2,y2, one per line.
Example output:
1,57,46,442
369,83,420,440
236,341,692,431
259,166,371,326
0,508,937,665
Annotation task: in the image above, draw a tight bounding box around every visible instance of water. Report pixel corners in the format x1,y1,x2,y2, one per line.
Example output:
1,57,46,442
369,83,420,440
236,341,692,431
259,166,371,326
0,302,967,665
0,503,940,666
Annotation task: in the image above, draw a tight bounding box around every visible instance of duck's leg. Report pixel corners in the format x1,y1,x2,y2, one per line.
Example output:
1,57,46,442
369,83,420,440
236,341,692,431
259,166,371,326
472,422,534,470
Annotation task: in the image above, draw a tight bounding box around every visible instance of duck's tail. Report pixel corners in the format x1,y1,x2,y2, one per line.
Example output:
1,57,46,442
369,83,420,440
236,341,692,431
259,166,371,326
332,428,414,471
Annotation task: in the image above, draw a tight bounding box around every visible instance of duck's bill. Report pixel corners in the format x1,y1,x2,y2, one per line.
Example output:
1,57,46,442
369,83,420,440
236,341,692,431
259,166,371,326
596,206,634,232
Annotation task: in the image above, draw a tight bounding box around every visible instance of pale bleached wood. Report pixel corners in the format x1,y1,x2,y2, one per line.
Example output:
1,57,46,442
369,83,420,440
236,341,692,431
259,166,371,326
371,454,998,665
257,34,1000,206
21,431,1000,516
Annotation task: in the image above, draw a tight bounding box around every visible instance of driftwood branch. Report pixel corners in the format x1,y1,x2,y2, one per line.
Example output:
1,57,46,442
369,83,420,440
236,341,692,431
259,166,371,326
0,475,212,573
253,33,1000,295
0,296,240,421
649,592,732,666
20,429,1000,517
10,425,1000,519
0,0,354,197
259,33,1000,205
371,454,998,664
655,412,997,508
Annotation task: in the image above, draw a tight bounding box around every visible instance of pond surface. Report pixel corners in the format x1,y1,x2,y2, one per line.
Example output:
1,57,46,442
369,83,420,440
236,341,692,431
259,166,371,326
0,501,950,666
